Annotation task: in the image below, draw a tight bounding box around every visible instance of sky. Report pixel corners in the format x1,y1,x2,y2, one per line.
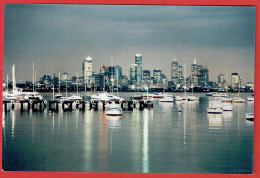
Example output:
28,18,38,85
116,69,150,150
3,4,255,84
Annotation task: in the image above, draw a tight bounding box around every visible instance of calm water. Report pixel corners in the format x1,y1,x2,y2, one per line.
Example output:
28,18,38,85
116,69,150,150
2,92,254,173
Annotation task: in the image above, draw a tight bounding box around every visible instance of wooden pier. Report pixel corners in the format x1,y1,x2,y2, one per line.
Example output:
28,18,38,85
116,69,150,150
3,99,153,112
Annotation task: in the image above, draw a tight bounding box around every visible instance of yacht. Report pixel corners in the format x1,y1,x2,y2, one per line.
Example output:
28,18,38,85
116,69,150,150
247,96,254,101
24,94,43,100
207,101,223,114
222,102,233,111
232,96,245,103
105,101,123,116
246,113,254,121
67,94,82,101
55,93,63,99
159,95,174,102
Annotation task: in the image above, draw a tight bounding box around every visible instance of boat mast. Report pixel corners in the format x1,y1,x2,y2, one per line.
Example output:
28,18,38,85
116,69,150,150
66,79,68,98
76,72,78,95
12,65,16,93
111,57,113,94
7,74,8,91
59,72,61,94
52,76,54,100
184,63,186,97
35,70,37,92
33,61,34,93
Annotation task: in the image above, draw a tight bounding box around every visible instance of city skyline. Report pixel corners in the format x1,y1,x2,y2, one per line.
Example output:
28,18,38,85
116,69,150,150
3,4,255,83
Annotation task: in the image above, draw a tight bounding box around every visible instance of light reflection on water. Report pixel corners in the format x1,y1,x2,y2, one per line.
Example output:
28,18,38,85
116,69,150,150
2,92,254,173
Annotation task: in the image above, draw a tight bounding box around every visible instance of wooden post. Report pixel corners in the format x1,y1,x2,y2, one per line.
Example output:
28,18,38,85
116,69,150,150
69,102,72,111
56,103,59,112
20,101,23,112
82,101,85,110
32,102,35,110
4,102,7,112
39,102,42,111
49,101,52,111
103,102,106,110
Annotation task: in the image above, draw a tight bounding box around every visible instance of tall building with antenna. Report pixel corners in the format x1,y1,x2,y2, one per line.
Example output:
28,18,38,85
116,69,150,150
82,56,93,88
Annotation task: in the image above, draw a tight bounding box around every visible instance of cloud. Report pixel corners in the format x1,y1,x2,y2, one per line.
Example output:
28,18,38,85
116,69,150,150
3,4,255,83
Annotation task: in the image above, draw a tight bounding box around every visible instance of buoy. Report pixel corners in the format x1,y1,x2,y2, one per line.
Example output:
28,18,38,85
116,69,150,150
44,100,47,104
144,100,147,104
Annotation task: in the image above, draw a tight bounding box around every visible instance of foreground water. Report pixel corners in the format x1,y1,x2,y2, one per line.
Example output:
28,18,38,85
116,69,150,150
2,92,254,173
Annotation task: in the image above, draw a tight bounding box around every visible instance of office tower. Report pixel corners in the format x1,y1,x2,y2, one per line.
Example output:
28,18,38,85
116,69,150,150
231,73,239,90
114,65,122,86
171,57,183,87
129,64,137,85
108,66,115,87
82,56,93,88
153,69,162,84
135,54,143,86
40,74,52,86
218,73,224,89
61,72,69,82
191,58,209,87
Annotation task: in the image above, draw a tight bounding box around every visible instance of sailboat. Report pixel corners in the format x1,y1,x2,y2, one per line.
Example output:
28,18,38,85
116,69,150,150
67,72,82,101
232,75,245,103
55,72,62,99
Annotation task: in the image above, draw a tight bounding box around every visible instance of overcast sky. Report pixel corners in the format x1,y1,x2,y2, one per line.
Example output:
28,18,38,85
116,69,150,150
3,4,255,84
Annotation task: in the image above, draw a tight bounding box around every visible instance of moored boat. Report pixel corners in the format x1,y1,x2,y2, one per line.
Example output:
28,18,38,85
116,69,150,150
246,113,254,121
105,102,123,116
207,101,223,114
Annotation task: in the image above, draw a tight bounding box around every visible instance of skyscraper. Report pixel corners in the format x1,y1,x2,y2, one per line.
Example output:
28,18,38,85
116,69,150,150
231,73,239,90
108,66,115,87
114,65,122,86
218,73,224,89
135,54,143,86
129,64,137,85
153,69,162,84
82,56,93,88
61,72,69,82
171,57,183,87
191,58,209,88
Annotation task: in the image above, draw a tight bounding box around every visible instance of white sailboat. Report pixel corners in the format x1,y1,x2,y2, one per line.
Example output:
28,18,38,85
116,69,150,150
207,101,223,114
55,72,62,99
68,72,82,101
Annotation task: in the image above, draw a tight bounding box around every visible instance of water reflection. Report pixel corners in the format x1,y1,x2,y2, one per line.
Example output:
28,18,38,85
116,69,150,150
11,110,16,139
207,114,222,129
106,116,121,128
142,109,149,173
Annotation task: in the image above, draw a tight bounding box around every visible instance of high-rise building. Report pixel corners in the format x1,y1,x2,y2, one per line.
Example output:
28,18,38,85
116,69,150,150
61,72,69,82
153,69,162,84
94,74,104,88
82,56,93,88
114,65,122,86
143,70,151,83
100,65,108,88
121,75,129,88
218,73,224,88
171,57,183,87
100,65,108,75
129,64,137,85
135,54,143,86
191,58,209,88
40,74,52,86
108,66,115,87
231,73,239,90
